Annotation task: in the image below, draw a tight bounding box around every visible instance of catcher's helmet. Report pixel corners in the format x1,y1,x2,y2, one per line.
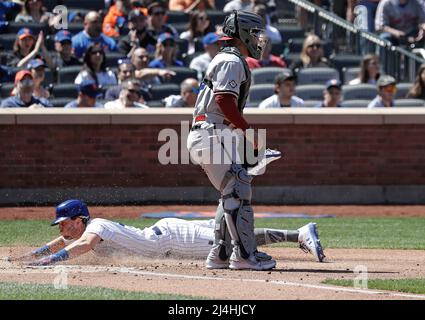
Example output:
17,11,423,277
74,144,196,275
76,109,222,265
221,10,267,60
51,199,90,226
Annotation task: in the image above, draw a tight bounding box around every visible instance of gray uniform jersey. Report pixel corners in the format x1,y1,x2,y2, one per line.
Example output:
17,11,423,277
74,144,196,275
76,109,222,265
193,50,247,124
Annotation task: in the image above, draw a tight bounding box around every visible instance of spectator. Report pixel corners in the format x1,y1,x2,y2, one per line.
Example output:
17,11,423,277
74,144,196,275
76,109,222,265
102,0,134,38
74,44,118,87
252,4,281,44
375,0,425,46
104,79,148,108
347,0,381,32
290,34,331,72
0,1,19,32
407,64,425,99
64,80,104,108
118,9,157,56
162,77,199,108
105,58,151,101
131,47,176,85
315,79,343,108
8,28,54,69
72,11,118,59
180,11,213,55
27,58,50,99
147,2,179,38
148,32,184,68
349,53,380,85
0,70,52,108
223,0,251,12
14,0,51,24
259,70,304,108
189,32,221,81
368,75,397,108
169,0,215,12
246,37,286,69
51,30,81,68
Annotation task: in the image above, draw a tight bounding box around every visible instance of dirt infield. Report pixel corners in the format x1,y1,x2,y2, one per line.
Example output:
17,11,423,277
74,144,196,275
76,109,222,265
1,205,424,300
1,247,425,300
1,204,425,220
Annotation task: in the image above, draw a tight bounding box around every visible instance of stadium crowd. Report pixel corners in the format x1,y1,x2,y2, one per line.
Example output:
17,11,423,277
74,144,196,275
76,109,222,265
0,0,425,109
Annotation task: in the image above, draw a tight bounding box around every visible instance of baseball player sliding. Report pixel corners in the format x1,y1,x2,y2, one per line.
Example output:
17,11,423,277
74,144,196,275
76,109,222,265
187,10,292,270
7,199,325,266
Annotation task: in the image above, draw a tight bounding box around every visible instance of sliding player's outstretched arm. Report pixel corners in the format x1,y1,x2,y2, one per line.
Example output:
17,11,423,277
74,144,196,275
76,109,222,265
29,233,101,266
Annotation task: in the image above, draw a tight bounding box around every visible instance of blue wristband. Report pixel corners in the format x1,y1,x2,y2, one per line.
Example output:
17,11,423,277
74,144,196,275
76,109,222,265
50,249,69,263
32,245,51,257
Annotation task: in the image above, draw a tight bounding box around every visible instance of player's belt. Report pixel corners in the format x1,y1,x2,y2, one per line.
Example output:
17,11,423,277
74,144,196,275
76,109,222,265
152,226,162,236
191,115,231,131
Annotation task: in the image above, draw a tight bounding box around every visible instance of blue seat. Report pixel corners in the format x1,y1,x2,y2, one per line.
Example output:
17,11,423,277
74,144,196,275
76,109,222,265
248,84,274,103
342,84,377,100
297,67,340,85
296,84,326,100
252,67,289,85
150,84,180,100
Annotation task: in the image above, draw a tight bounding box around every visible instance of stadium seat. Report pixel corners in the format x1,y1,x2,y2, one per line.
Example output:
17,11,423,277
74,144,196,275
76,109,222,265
248,84,274,103
330,54,362,75
282,53,299,67
205,11,227,27
395,83,413,99
296,84,326,100
42,0,59,11
61,0,105,11
51,83,78,98
150,84,180,100
167,11,190,24
0,34,18,51
50,97,74,108
302,100,321,108
105,52,127,68
146,100,165,108
341,100,370,108
297,67,340,85
245,101,259,108
342,84,377,100
394,99,424,107
5,22,48,35
164,67,197,84
343,67,360,84
65,23,84,34
271,42,284,56
0,83,14,97
175,39,189,59
57,66,82,83
252,67,289,85
276,25,305,44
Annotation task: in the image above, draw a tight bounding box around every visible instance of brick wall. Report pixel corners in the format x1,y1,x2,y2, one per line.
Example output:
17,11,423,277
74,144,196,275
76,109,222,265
1,108,425,204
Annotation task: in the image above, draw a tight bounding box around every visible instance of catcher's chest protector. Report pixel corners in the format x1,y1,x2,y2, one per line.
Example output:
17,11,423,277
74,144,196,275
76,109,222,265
217,46,251,113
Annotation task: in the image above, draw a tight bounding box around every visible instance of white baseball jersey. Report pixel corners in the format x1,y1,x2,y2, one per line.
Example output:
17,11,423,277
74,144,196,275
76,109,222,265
193,50,247,123
84,218,214,259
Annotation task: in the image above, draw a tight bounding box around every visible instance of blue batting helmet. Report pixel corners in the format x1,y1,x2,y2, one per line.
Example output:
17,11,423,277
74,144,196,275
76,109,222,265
51,199,90,226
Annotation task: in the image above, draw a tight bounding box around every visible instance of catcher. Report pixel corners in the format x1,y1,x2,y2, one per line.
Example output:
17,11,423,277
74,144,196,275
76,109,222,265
6,199,325,266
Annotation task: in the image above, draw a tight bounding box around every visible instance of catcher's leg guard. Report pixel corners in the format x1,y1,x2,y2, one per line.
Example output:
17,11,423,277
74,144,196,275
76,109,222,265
206,200,232,269
221,164,257,259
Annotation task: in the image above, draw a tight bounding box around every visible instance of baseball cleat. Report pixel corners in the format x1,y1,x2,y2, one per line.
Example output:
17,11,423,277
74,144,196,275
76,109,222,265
298,223,325,262
229,246,276,270
247,148,282,176
205,245,229,269
254,250,273,261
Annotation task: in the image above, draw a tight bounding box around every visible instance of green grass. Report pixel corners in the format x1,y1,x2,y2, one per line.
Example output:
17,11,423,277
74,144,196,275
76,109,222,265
0,282,205,300
1,217,425,249
322,278,425,295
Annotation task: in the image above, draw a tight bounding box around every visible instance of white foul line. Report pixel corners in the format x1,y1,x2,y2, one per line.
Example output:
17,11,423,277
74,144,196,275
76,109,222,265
1,265,425,300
